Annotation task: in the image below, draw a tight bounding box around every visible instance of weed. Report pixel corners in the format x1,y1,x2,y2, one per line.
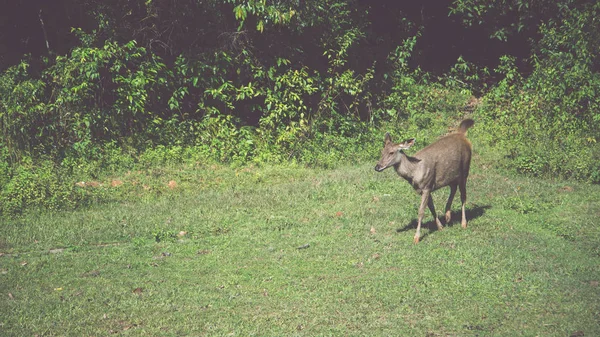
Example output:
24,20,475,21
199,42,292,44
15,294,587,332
152,228,176,243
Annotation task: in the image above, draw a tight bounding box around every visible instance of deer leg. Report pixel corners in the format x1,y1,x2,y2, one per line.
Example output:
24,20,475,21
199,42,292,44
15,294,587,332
459,180,468,228
445,183,457,224
428,195,444,230
414,191,430,244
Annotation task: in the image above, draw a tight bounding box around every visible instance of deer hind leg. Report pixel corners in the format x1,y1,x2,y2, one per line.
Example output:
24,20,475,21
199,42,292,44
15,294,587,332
414,191,430,244
428,194,444,230
459,180,468,228
445,183,457,224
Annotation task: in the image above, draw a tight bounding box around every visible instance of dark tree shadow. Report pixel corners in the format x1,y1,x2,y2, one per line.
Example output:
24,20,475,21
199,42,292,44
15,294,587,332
396,205,491,242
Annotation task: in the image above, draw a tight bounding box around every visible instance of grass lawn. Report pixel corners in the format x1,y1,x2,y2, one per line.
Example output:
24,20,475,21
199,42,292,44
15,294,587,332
1,156,599,336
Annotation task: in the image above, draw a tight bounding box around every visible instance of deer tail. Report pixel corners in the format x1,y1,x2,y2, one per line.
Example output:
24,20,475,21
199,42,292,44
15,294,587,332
458,119,475,134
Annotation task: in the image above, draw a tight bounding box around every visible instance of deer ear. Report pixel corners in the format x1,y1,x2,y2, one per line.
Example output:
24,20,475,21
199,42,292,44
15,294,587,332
384,132,392,144
399,138,415,149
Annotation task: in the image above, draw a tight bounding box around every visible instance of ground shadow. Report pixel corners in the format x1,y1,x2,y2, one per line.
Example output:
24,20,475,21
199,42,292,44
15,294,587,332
396,205,491,241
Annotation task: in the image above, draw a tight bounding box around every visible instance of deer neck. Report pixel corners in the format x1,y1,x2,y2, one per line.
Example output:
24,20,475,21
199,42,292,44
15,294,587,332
394,152,420,182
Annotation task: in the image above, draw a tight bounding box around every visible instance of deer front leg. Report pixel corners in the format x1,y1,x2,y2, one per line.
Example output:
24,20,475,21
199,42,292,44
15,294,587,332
445,184,457,224
428,194,444,230
414,190,430,244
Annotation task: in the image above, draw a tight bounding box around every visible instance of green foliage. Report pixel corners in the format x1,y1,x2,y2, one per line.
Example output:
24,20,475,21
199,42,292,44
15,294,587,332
139,145,186,168
378,35,421,121
378,36,472,132
192,114,256,164
304,132,375,169
259,62,315,127
229,0,296,32
473,2,600,182
529,2,600,129
0,146,10,189
0,60,47,158
0,35,169,157
446,56,491,95
449,0,573,41
152,227,176,243
0,157,84,216
449,0,600,182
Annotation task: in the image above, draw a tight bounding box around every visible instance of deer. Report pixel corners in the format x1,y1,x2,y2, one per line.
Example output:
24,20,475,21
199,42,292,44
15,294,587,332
374,119,474,243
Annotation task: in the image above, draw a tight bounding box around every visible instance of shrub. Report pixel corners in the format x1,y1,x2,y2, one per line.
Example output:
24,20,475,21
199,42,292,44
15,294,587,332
475,27,600,183
0,157,83,216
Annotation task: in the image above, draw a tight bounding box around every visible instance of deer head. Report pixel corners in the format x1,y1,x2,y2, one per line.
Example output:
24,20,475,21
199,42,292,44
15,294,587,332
374,133,415,172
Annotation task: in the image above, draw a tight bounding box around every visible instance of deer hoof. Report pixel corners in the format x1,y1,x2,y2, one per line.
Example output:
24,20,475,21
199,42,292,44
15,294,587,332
445,212,451,223
461,221,467,229
413,236,420,244
436,220,444,231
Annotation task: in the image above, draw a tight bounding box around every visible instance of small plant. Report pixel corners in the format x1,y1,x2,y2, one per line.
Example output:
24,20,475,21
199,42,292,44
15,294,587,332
152,228,176,243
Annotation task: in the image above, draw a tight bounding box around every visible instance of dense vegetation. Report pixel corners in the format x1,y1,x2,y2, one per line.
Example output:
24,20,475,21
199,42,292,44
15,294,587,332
1,0,599,216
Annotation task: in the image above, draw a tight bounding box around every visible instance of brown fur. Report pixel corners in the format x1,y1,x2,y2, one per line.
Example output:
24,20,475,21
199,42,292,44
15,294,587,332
374,119,474,243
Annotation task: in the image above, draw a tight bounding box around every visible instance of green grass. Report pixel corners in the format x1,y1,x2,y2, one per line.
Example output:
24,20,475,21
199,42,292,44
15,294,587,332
1,156,599,336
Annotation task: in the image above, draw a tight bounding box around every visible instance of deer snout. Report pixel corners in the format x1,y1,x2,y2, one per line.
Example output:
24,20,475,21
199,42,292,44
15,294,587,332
374,164,385,172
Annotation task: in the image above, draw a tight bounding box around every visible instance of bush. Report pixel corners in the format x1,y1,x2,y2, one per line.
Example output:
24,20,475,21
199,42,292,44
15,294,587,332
475,41,600,182
0,157,84,216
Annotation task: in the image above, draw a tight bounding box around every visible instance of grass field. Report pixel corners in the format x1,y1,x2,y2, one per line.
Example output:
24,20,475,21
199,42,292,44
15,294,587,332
1,155,599,336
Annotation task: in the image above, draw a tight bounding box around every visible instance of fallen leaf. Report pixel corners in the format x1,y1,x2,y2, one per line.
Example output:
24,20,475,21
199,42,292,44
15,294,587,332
372,196,380,202
177,231,187,237
560,186,574,192
372,253,381,260
570,331,584,337
20,261,28,266
590,281,599,287
370,226,376,234
8,293,14,300
335,211,343,217
111,179,123,187
132,287,143,294
168,180,177,189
